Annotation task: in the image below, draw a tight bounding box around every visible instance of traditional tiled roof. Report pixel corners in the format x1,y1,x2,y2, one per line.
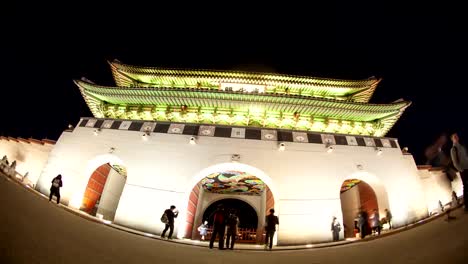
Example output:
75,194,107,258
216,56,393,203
109,60,380,103
75,79,410,136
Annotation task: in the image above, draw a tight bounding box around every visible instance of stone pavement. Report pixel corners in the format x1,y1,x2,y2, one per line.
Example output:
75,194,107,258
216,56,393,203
1,172,468,263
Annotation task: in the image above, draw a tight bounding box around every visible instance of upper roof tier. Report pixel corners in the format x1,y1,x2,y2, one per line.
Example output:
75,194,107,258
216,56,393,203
109,60,380,103
75,79,410,137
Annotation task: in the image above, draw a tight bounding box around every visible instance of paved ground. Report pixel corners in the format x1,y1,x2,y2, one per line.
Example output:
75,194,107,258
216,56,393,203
1,174,468,264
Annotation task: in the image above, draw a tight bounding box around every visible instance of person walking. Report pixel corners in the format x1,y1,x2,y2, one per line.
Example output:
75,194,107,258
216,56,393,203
264,208,279,250
450,133,468,212
161,205,179,239
49,174,63,204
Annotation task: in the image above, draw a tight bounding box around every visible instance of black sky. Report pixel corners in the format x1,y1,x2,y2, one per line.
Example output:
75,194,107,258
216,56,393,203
2,3,467,164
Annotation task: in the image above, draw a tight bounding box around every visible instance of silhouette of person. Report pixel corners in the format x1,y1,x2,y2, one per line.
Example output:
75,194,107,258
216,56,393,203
209,204,227,249
225,209,239,250
450,133,468,212
385,208,393,229
49,174,63,204
161,205,178,239
264,208,279,250
331,216,341,241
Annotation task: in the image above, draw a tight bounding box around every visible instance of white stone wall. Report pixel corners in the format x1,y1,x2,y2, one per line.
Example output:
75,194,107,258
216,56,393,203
36,125,431,245
0,137,55,185
418,167,463,214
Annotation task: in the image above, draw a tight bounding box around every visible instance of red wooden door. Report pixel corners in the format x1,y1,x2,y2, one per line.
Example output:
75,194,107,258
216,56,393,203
81,164,111,214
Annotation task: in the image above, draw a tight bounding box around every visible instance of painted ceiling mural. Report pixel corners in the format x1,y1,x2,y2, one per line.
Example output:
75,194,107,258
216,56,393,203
340,179,361,193
201,171,265,195
111,164,127,177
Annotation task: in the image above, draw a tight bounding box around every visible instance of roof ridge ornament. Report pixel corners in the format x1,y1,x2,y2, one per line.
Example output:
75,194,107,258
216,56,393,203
80,77,95,84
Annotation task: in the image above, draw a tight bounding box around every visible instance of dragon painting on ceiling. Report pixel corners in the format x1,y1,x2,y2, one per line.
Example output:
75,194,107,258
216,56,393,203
201,171,265,195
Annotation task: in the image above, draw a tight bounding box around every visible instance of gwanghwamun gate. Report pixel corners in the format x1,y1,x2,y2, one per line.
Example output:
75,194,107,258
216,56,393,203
0,60,463,245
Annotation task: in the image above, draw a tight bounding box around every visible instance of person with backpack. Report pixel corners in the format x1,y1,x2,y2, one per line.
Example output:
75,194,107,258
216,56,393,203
161,205,178,239
49,174,63,204
264,208,279,250
225,209,239,250
209,204,227,249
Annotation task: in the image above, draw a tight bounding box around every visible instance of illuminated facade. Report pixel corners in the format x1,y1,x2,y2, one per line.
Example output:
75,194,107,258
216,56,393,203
21,61,457,245
76,60,411,137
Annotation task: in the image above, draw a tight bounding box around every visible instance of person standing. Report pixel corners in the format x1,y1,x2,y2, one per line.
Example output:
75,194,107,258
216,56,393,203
450,133,468,212
264,208,279,250
161,205,178,239
225,209,239,250
331,216,341,241
197,220,208,241
49,174,63,204
385,208,393,229
209,204,227,249
357,209,369,239
370,209,381,235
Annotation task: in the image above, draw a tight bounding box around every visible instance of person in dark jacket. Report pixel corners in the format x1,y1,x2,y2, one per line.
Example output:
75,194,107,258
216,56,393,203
225,209,239,250
49,174,63,204
161,205,178,239
209,204,227,249
264,208,279,250
331,216,341,241
450,133,468,212
385,208,393,229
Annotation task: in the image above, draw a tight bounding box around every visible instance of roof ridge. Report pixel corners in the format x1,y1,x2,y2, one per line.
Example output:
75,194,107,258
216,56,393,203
109,60,378,83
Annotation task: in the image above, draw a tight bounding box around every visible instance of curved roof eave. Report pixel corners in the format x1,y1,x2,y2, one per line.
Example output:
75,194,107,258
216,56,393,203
76,79,408,108
75,79,410,122
108,60,380,102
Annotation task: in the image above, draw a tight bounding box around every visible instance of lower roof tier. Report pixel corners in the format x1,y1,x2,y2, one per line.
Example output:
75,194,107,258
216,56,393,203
76,79,411,137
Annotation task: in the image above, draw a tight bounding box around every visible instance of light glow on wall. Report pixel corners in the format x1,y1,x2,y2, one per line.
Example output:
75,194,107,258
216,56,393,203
69,154,125,209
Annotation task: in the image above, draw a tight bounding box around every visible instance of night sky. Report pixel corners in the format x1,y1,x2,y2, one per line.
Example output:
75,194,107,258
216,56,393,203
3,4,466,165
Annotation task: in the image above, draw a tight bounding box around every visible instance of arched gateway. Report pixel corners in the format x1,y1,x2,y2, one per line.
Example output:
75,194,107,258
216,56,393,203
179,163,277,244
68,154,127,221
339,172,390,238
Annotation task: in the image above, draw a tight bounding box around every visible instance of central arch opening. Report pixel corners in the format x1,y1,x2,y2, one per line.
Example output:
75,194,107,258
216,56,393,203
184,168,275,244
202,198,258,243
340,179,379,239
203,199,258,229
